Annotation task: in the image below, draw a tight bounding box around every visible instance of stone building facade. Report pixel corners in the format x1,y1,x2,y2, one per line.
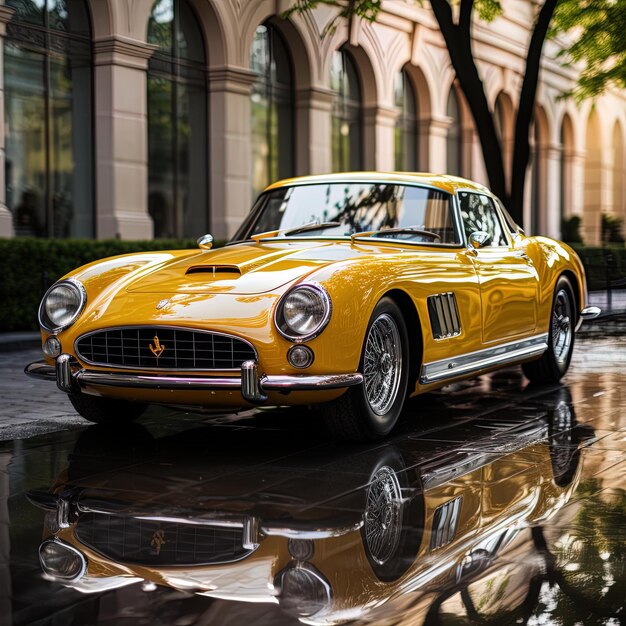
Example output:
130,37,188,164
0,0,624,244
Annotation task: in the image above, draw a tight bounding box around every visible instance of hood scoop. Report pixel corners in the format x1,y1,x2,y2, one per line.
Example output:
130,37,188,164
186,265,241,277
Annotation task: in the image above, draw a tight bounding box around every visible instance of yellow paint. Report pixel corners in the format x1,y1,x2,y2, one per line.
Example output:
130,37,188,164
40,173,589,408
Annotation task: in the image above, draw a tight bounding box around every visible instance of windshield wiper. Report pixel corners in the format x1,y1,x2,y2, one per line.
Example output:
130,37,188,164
282,221,342,236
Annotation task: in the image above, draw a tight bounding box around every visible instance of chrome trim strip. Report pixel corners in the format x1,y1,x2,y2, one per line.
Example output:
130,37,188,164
261,372,363,391
580,306,601,320
55,356,363,398
261,519,363,539
420,333,549,384
75,370,243,391
24,360,56,381
74,325,258,372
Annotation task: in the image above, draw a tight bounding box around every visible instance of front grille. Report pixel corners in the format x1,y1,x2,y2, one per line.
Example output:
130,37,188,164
75,513,252,566
75,327,256,370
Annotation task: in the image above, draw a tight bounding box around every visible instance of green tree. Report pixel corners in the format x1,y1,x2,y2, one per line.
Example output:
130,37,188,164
552,0,626,100
282,0,597,229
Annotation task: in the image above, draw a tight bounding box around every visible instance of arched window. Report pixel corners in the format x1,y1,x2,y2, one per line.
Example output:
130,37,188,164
5,0,93,237
148,0,207,238
394,69,418,172
446,86,462,176
330,49,362,171
250,23,294,198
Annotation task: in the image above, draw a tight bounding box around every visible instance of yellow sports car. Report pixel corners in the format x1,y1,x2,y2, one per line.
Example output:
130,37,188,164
25,172,599,440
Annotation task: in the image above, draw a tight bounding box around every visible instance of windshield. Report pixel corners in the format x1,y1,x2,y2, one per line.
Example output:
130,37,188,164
232,183,460,245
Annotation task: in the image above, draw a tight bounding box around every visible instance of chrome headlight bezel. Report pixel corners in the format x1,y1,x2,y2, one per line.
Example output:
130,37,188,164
38,538,87,582
38,278,87,333
274,283,332,343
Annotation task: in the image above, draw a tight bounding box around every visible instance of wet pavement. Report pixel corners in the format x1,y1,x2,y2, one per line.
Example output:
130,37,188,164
1,335,625,625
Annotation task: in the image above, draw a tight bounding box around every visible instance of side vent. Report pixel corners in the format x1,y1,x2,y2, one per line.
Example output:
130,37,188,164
429,496,462,551
186,265,241,277
427,292,461,340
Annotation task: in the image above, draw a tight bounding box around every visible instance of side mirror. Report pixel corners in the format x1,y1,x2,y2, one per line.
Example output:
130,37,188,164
469,231,491,249
197,234,213,250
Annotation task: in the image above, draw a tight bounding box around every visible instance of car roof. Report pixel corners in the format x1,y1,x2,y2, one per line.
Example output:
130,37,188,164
264,171,492,195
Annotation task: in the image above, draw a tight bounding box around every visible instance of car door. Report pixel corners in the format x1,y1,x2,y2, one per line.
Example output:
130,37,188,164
458,192,538,344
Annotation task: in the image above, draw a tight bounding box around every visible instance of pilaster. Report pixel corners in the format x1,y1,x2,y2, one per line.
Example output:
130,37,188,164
208,66,257,239
545,144,562,238
0,6,14,237
93,36,154,239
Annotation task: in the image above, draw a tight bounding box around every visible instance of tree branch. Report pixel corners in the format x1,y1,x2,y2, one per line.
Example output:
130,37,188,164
459,0,474,32
509,0,558,223
430,0,507,204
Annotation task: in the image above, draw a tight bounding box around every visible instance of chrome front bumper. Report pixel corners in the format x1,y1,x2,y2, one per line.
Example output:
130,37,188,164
25,355,363,404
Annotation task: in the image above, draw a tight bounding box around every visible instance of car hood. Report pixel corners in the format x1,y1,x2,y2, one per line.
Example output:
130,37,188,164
125,239,381,295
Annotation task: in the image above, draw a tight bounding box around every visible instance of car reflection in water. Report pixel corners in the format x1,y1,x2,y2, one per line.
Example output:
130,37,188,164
28,387,594,625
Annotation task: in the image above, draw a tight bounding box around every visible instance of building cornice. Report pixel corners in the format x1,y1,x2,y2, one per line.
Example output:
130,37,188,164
0,6,14,37
94,36,156,70
208,67,258,94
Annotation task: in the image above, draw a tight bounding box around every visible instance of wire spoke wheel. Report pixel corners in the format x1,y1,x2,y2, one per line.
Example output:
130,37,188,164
552,288,572,365
363,313,402,416
364,466,402,565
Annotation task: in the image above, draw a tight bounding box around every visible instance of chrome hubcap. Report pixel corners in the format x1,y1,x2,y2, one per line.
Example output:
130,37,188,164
364,466,402,565
552,289,572,365
363,314,402,416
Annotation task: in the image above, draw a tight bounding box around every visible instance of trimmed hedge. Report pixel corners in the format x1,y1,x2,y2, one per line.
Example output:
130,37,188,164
0,238,207,332
0,238,624,332
570,244,626,291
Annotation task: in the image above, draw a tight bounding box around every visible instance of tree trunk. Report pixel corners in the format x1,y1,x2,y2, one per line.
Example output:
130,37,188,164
509,0,559,226
430,0,508,206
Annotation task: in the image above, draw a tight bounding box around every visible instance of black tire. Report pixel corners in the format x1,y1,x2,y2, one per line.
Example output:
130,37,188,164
360,447,424,582
68,392,147,425
320,297,410,441
522,277,575,383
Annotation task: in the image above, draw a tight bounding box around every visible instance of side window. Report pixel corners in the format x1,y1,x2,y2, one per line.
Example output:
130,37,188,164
458,192,508,247
494,197,520,235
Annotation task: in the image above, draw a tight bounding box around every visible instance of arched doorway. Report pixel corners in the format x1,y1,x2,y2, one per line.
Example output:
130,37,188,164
250,21,294,197
147,0,208,238
4,0,93,238
330,48,362,172
584,110,603,244
446,85,463,177
394,67,418,172
613,121,625,238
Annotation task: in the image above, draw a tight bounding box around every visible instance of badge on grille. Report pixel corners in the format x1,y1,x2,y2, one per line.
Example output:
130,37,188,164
149,336,166,358
156,299,170,310
150,529,166,555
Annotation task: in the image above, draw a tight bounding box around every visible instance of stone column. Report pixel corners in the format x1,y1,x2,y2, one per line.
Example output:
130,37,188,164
461,126,474,180
296,86,334,176
545,144,562,239
362,105,377,171
0,6,14,237
208,67,257,239
425,115,451,173
569,150,585,219
93,36,154,239
417,119,430,172
372,105,398,171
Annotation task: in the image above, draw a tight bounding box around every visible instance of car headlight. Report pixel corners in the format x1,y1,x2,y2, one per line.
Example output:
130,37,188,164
39,539,87,581
275,283,332,341
39,278,87,332
275,563,332,619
